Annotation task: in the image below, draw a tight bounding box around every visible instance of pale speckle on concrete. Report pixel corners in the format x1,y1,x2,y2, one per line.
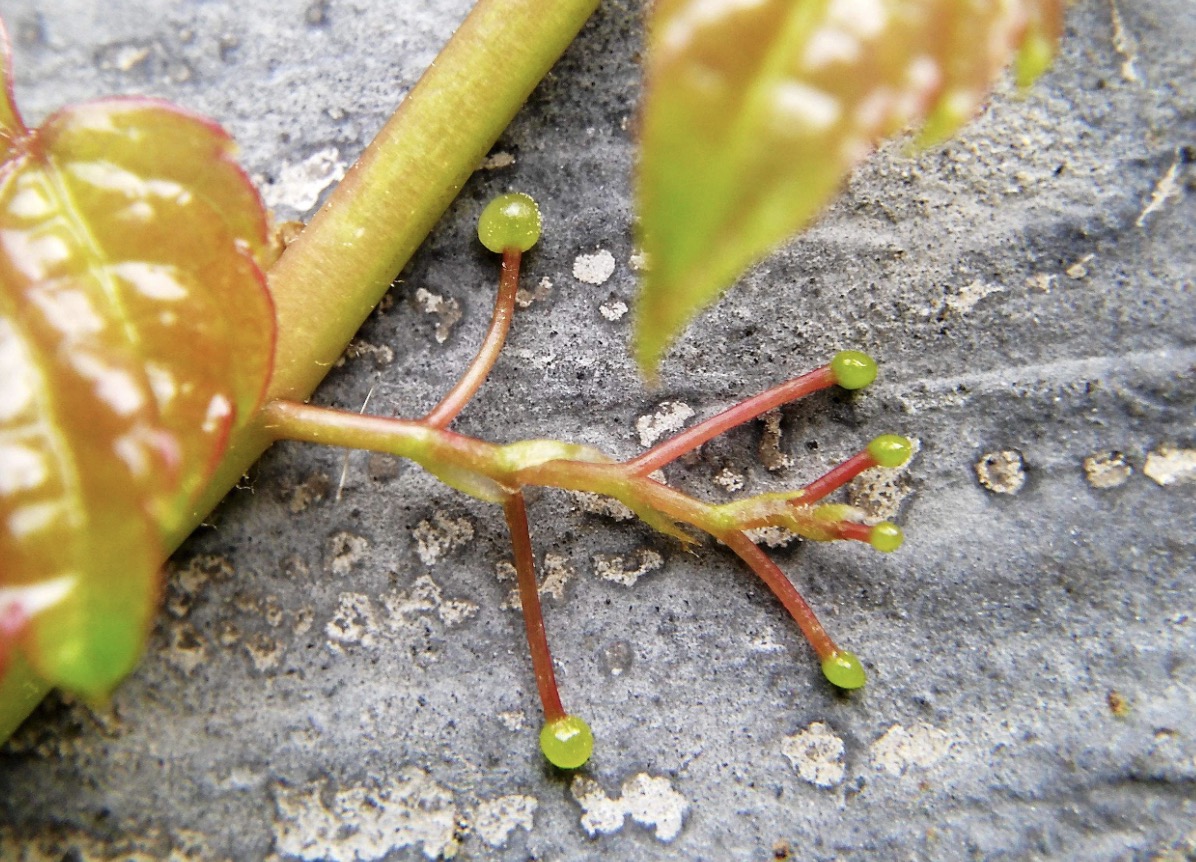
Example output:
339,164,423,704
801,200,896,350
592,548,664,586
744,525,799,548
383,574,478,627
1065,254,1095,280
636,401,695,447
712,466,745,492
472,794,538,848
945,279,1005,314
257,147,346,214
412,512,475,566
870,723,956,777
849,437,920,522
325,592,378,649
516,276,553,309
326,531,369,575
975,450,1026,495
782,721,846,788
496,710,526,732
571,773,690,842
1026,272,1056,293
758,409,793,471
629,249,650,272
569,490,636,521
339,339,396,369
1143,445,1196,486
164,621,209,675
572,249,616,285
498,553,574,610
414,288,462,344
1083,450,1133,489
479,151,516,170
599,299,629,321
272,768,458,861
1136,152,1183,226
243,632,283,673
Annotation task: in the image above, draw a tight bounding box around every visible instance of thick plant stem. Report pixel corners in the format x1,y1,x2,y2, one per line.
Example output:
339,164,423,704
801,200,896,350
504,493,566,722
626,365,836,475
424,249,522,428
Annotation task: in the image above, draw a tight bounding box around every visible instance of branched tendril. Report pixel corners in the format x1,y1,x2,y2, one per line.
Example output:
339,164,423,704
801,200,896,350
260,194,912,769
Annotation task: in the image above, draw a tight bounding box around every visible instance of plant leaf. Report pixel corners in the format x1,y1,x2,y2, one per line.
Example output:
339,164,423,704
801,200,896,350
0,23,275,696
635,0,1066,373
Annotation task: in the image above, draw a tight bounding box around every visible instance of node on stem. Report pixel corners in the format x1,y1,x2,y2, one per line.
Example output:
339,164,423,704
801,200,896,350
478,192,542,253
540,714,594,768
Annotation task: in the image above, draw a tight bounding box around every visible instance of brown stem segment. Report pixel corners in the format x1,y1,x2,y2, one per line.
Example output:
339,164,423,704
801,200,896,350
626,365,837,475
720,530,837,661
504,492,566,722
423,248,522,428
798,449,880,506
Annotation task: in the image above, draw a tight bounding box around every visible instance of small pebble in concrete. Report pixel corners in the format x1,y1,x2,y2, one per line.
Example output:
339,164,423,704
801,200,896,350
1083,450,1132,489
975,450,1026,495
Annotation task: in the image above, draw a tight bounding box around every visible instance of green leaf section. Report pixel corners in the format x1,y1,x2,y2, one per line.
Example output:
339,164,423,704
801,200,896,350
635,0,1066,373
0,27,275,696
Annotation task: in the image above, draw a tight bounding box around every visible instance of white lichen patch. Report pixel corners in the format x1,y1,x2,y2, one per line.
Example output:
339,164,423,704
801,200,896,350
571,773,689,842
326,531,369,575
498,553,575,610
325,592,378,649
975,450,1026,495
516,276,553,309
472,795,538,848
257,147,346,214
592,548,664,587
782,722,846,788
870,723,956,777
414,288,462,344
272,769,458,861
1143,445,1196,487
945,279,1005,314
383,574,478,627
572,249,616,285
569,490,636,521
636,401,695,447
849,437,921,522
412,512,475,565
1083,450,1133,489
599,299,629,321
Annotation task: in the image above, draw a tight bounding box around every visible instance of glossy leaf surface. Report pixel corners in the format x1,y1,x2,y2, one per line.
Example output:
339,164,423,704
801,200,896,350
635,0,1066,372
0,25,275,695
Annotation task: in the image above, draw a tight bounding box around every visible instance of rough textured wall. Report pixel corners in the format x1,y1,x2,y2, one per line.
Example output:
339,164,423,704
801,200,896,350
1,1,1193,859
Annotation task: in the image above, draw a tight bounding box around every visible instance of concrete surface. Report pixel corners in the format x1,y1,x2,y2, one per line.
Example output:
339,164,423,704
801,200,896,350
1,1,1194,859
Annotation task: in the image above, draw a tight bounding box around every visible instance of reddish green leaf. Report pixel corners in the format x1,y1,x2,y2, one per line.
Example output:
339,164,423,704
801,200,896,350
635,0,1066,373
0,23,275,695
